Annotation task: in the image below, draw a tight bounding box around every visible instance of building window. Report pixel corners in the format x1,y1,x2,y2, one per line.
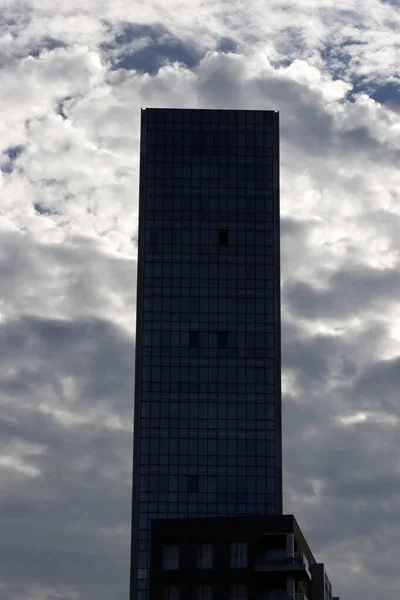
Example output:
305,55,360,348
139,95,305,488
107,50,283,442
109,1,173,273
231,542,247,568
188,475,199,492
162,545,179,570
197,543,213,569
267,592,288,600
163,585,179,600
196,584,213,600
219,229,228,245
189,331,199,348
217,331,228,348
231,584,247,600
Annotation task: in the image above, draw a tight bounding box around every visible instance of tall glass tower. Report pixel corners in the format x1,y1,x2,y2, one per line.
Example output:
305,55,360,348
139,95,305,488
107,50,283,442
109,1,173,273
130,108,281,600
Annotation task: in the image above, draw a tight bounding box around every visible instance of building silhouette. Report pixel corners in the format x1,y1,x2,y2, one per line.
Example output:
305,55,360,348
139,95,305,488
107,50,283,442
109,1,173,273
149,516,338,600
130,108,339,600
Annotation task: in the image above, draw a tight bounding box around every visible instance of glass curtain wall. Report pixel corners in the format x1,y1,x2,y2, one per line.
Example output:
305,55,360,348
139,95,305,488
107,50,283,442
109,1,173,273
131,108,281,600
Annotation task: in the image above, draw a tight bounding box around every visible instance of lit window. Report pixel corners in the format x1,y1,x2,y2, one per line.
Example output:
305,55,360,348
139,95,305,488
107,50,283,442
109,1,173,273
163,585,179,600
196,584,213,600
231,542,247,568
197,543,213,569
162,545,179,570
231,584,247,600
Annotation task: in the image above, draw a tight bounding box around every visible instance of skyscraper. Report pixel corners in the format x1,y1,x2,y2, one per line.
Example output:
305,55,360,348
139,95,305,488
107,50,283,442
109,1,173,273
130,108,282,600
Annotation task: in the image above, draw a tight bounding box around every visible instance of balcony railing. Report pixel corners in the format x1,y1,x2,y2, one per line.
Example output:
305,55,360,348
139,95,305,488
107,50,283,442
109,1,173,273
256,551,308,568
257,593,308,600
161,559,179,570
197,559,213,569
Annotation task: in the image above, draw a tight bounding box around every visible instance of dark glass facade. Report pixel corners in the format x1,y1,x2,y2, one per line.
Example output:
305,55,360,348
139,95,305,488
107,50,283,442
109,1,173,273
130,108,282,600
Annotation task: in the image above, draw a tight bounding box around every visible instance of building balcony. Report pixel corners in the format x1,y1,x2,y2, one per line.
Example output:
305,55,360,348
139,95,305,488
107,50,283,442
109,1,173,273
254,551,311,578
256,593,309,600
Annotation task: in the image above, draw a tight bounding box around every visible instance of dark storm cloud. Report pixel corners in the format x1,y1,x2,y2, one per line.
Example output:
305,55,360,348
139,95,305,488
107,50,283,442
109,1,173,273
333,471,400,501
353,355,400,409
0,496,37,518
0,311,133,599
283,328,345,386
284,263,400,320
283,318,386,393
0,312,134,441
281,300,400,564
282,413,400,562
0,544,126,598
284,399,400,541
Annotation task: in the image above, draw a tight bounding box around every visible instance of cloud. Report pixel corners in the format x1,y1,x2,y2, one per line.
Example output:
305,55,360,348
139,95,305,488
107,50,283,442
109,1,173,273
0,236,134,600
1,145,25,174
0,0,399,599
101,22,203,73
284,264,400,321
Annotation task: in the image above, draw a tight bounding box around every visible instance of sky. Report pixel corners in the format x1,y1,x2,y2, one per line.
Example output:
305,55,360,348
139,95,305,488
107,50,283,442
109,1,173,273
0,0,399,598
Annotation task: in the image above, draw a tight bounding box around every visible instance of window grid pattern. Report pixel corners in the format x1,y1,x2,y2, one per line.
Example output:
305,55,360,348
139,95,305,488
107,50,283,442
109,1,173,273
133,109,280,600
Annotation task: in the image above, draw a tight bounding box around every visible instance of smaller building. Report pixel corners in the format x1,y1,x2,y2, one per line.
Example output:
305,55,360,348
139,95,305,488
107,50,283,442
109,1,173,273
149,515,339,600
